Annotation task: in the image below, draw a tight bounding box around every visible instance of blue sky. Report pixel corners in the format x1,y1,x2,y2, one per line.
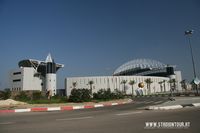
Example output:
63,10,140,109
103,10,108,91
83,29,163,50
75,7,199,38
0,0,200,89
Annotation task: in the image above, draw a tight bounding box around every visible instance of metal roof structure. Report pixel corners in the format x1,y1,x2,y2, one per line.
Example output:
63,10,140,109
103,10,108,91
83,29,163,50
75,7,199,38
18,58,64,76
113,59,166,76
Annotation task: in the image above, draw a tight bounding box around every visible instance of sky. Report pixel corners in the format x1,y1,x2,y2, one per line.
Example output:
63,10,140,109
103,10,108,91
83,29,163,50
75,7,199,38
0,0,200,89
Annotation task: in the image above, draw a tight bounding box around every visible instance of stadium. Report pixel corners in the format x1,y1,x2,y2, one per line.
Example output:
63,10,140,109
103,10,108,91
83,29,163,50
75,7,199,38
113,59,175,77
65,59,182,96
9,57,182,96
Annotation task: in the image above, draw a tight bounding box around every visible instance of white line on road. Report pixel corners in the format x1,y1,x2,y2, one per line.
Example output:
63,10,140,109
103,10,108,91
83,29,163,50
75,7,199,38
154,101,163,104
145,101,154,104
115,111,142,116
0,122,15,125
56,116,93,121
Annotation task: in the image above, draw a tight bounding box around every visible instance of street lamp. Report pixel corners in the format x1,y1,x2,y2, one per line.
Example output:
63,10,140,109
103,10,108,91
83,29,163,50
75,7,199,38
184,30,198,94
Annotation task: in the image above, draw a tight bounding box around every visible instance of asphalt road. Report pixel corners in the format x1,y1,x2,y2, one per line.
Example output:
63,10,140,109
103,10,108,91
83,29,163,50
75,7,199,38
0,97,200,133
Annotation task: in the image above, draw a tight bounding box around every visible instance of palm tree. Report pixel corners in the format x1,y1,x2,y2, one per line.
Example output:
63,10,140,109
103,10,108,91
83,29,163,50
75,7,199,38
88,80,94,94
163,80,166,92
190,79,200,95
72,81,77,89
121,80,127,94
158,81,163,92
129,80,136,96
180,79,187,91
145,78,153,95
168,79,176,96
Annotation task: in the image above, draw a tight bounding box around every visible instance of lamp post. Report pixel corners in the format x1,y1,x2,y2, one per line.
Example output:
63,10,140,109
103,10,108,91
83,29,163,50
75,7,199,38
184,30,198,94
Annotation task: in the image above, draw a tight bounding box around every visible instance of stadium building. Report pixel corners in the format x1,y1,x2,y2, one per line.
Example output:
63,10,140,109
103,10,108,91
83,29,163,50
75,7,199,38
9,54,64,96
65,59,182,96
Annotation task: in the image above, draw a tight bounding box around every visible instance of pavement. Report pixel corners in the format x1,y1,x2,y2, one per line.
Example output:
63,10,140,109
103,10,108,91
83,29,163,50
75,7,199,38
0,101,200,133
146,96,200,110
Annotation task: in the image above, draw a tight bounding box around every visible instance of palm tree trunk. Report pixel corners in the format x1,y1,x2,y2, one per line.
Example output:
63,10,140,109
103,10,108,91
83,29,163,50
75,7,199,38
132,85,133,96
90,85,92,94
124,84,126,94
164,83,166,92
148,84,150,95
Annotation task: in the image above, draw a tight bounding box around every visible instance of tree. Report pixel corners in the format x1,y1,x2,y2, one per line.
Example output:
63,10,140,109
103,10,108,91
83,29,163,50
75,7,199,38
121,80,127,94
162,80,166,92
88,80,94,94
180,79,187,91
72,81,77,89
190,79,199,95
158,81,163,92
69,89,91,102
168,79,176,96
129,80,136,96
145,78,153,95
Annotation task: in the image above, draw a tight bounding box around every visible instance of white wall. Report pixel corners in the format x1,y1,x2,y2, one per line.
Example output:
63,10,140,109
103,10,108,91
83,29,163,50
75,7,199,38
174,71,182,91
23,67,43,91
10,67,43,91
65,76,171,96
9,68,23,91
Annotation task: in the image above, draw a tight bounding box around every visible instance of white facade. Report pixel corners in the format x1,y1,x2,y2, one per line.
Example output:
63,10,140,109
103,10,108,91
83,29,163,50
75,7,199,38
10,67,44,91
174,71,182,90
65,76,173,96
9,54,64,96
46,74,57,95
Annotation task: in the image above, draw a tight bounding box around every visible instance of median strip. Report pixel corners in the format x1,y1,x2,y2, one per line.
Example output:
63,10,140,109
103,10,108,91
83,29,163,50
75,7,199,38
0,99,133,114
147,102,200,110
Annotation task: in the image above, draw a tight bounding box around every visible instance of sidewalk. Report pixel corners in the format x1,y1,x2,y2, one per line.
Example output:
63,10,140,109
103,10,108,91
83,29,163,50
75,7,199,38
0,99,133,113
147,97,200,110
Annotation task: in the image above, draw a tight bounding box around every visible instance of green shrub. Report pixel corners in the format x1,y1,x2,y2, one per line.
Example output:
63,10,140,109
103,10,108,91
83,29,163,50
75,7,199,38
112,89,124,99
93,89,124,100
0,90,11,100
15,91,30,101
52,95,68,102
68,88,91,102
32,91,42,100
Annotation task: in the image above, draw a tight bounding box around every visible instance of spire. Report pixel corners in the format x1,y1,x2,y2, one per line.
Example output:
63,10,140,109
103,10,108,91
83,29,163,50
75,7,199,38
45,53,53,62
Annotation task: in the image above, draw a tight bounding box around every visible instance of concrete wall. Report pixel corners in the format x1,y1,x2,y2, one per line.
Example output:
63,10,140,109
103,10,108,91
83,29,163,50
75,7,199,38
65,76,171,96
10,67,43,91
9,68,23,91
174,71,182,91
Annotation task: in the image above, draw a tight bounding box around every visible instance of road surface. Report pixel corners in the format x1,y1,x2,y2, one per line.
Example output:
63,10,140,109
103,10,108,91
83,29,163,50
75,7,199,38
0,97,199,133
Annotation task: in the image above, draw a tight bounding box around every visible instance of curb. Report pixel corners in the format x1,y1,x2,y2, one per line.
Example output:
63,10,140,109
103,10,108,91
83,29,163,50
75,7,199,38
0,100,133,114
147,102,200,110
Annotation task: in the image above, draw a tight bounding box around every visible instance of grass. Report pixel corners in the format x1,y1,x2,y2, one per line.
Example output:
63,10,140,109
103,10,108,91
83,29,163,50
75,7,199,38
27,99,67,104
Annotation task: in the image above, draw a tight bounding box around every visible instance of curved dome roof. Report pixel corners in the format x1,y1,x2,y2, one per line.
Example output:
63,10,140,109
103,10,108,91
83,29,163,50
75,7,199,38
113,59,166,75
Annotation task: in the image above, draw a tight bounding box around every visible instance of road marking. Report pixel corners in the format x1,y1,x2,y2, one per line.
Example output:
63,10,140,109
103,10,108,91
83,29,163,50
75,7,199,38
116,111,142,116
154,101,163,104
0,122,15,125
56,116,93,121
145,101,154,104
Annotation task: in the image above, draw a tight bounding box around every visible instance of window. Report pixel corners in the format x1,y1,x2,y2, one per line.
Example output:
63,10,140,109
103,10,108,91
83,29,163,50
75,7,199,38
13,79,21,82
13,72,21,75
